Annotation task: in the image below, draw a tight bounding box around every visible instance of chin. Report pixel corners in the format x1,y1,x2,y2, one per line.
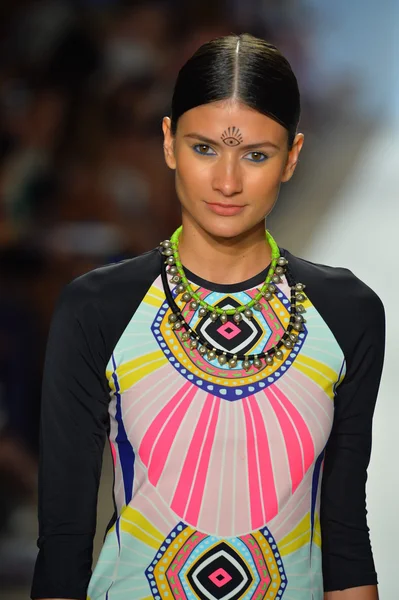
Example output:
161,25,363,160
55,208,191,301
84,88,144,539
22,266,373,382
200,215,256,240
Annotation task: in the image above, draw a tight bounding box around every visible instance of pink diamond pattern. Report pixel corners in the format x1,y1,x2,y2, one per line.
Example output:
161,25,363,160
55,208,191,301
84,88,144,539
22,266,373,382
217,322,241,340
208,568,233,588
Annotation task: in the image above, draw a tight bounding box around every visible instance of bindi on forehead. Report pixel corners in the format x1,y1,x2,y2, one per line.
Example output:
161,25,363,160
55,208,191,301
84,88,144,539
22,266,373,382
221,126,244,146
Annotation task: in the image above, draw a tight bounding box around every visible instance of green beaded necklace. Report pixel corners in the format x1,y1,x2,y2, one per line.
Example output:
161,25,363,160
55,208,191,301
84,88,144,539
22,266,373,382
167,225,282,321
160,226,307,371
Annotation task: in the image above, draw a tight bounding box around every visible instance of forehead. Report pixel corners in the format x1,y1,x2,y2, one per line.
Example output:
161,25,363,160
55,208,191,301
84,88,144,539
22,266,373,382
177,100,287,143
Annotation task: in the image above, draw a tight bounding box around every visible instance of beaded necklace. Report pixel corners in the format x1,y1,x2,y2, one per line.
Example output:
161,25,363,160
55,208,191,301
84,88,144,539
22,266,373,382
160,227,307,371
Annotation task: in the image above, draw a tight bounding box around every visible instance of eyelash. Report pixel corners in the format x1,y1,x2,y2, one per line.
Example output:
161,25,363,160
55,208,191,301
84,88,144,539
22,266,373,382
192,144,268,163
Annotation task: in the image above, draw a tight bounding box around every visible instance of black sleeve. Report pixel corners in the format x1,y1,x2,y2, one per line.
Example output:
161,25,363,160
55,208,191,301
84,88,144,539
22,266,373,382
283,250,386,592
30,279,111,600
30,249,163,600
320,290,385,591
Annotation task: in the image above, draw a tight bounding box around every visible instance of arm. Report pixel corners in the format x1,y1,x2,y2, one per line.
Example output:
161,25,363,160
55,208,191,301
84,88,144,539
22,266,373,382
30,280,110,600
321,292,385,598
324,585,378,599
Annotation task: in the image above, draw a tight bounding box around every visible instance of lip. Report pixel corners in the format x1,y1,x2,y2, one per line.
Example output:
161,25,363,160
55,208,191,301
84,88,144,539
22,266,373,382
205,202,246,216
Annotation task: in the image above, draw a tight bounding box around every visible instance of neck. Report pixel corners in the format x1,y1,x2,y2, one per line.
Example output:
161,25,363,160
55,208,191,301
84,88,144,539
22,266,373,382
176,217,273,285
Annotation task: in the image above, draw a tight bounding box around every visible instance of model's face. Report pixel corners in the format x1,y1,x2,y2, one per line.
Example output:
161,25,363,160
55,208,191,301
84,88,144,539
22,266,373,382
162,100,304,239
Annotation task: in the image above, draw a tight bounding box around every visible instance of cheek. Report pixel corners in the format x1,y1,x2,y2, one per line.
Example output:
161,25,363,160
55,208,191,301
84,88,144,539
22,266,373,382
175,153,209,195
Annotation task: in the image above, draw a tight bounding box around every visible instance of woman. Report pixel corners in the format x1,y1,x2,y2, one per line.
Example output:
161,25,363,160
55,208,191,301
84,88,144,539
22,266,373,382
31,34,385,600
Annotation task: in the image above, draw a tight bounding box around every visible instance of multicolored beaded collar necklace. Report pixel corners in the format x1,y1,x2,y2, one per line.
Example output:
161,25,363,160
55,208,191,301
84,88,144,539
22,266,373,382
160,226,307,372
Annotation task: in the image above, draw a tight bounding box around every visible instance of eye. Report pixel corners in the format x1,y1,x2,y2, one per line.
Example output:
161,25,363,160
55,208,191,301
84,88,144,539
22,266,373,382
244,151,268,163
193,144,217,156
223,137,241,146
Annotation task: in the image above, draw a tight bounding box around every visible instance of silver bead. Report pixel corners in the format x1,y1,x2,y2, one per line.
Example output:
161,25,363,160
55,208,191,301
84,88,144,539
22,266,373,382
181,332,190,342
210,312,219,322
272,275,282,284
296,293,306,302
199,345,207,356
168,313,178,324
293,322,303,332
172,321,183,330
289,333,297,342
171,275,181,284
265,355,274,365
242,359,252,372
190,339,198,349
182,292,192,302
190,300,199,311
161,240,171,248
207,350,216,361
198,307,208,317
283,338,293,348
218,354,228,366
296,304,306,314
176,284,186,294
275,349,284,360
294,314,304,323
278,257,288,266
254,302,263,311
168,265,178,275
233,312,242,323
275,266,285,275
295,283,306,292
253,357,262,369
268,284,277,293
244,308,253,319
166,256,175,265
220,312,228,324
264,292,273,301
229,356,238,368
163,248,173,257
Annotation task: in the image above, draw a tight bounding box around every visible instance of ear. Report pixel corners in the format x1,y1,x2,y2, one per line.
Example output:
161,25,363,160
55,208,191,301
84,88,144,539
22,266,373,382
281,133,305,183
162,117,176,170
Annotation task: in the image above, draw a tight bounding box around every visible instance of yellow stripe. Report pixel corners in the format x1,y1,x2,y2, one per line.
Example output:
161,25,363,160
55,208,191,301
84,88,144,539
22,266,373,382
279,513,312,556
144,292,163,308
293,355,338,399
146,286,164,300
295,355,338,383
107,351,168,393
120,506,164,548
312,512,322,548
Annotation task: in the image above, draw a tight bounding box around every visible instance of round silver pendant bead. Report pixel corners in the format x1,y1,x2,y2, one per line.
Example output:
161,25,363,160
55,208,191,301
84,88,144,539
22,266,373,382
253,357,262,369
218,354,228,366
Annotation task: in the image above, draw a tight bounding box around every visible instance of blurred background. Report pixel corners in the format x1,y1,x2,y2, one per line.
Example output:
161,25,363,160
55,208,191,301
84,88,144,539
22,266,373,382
0,1,397,598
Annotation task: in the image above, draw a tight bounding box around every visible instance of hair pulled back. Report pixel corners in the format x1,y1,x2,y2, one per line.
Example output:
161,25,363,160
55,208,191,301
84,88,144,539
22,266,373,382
170,33,300,149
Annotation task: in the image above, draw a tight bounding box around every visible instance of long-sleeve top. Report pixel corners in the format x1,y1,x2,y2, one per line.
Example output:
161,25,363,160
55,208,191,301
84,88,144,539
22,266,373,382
30,246,385,600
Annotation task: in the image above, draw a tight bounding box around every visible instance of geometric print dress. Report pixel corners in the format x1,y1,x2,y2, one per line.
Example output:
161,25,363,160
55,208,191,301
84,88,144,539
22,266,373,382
30,246,385,600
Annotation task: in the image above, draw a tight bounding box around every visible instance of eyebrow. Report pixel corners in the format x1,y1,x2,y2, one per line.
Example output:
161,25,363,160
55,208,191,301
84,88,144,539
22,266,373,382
183,132,281,151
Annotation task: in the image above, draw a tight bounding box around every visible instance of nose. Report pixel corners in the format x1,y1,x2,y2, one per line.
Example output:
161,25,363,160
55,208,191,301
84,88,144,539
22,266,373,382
211,155,243,197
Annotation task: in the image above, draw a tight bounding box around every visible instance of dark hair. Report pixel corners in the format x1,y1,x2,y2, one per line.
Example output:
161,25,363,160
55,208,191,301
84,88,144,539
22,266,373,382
170,33,300,149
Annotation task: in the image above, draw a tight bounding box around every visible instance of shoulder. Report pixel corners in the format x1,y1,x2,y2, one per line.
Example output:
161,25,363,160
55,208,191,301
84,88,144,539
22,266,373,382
49,248,163,360
59,248,163,313
283,248,385,322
